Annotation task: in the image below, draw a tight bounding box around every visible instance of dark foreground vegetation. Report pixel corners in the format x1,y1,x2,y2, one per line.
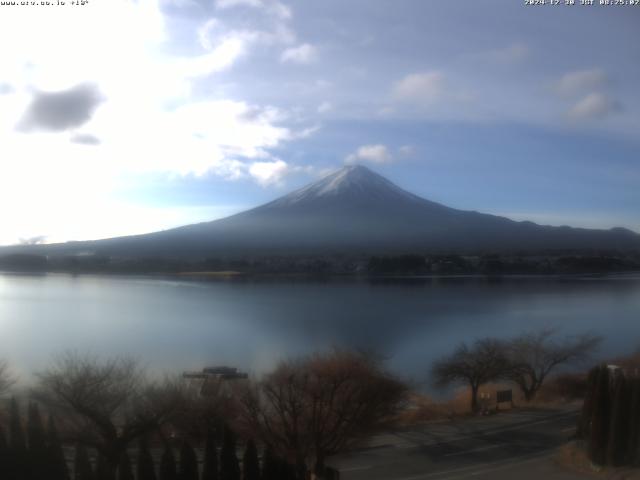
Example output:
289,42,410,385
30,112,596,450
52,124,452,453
1,330,638,478
0,252,639,276
0,351,407,480
577,360,640,468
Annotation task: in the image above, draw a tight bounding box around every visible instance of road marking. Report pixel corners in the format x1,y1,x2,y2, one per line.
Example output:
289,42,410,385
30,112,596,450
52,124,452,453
340,465,372,472
443,443,505,457
393,451,551,480
389,413,577,450
442,453,548,479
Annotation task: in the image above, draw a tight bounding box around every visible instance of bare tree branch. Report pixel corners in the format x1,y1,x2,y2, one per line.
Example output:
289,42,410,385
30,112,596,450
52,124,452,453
431,338,510,413
0,359,15,396
505,329,601,401
239,349,407,476
33,352,183,480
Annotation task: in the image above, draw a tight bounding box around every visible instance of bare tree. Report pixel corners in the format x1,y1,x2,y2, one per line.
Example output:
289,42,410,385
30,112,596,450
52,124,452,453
0,360,15,396
240,349,407,477
34,352,183,480
432,339,510,413
505,329,601,401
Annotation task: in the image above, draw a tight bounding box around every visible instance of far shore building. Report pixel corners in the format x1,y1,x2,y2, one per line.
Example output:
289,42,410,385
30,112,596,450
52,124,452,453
183,366,249,397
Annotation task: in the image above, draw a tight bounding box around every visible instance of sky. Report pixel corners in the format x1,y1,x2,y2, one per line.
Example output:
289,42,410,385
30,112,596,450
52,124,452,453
0,0,638,245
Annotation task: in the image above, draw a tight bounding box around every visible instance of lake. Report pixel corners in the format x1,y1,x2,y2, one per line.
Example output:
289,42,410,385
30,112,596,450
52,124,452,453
1,273,639,385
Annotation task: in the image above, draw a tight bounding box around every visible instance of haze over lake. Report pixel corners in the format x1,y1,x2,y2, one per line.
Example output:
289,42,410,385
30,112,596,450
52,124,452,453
1,273,639,383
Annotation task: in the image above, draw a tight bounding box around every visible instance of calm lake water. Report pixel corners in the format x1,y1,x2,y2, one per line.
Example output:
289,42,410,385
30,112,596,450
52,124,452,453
1,273,639,384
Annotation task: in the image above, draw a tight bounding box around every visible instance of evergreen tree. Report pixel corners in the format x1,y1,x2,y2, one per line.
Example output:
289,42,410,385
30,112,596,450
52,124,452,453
117,452,134,480
74,444,95,480
159,445,178,480
28,402,48,480
0,425,10,479
588,365,611,465
95,455,113,480
137,436,157,480
9,398,26,452
9,398,27,480
27,402,47,452
628,377,640,465
219,426,240,480
201,430,218,480
607,374,631,466
261,447,278,480
277,458,296,480
179,440,199,480
47,415,70,480
577,367,599,439
242,440,260,480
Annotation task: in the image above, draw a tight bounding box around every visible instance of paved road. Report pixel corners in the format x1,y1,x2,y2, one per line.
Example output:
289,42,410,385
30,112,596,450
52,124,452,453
328,407,591,480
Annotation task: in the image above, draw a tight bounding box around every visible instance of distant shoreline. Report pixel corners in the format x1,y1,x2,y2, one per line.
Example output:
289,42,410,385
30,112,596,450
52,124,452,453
1,269,639,283
1,250,639,279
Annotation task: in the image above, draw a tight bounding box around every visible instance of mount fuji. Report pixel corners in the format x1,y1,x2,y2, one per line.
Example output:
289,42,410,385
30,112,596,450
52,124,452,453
4,165,640,258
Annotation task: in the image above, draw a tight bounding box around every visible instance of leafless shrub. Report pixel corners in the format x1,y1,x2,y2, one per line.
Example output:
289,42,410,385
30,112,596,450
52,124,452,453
34,352,183,479
431,338,510,413
505,329,601,401
240,349,408,477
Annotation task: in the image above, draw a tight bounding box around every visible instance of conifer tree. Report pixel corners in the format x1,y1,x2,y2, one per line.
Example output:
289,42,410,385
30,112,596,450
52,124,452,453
28,402,48,480
179,440,199,480
577,367,599,439
95,454,113,480
201,430,218,480
607,374,631,466
137,436,157,480
628,377,640,464
47,415,70,480
588,365,611,465
0,425,10,479
242,440,260,480
261,447,278,480
278,458,296,480
159,445,178,480
10,398,26,451
27,402,47,452
9,398,27,480
74,444,95,480
117,452,134,480
219,426,240,480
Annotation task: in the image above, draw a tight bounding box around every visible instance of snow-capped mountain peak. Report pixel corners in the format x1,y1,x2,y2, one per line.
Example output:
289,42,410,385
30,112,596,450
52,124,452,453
267,164,422,208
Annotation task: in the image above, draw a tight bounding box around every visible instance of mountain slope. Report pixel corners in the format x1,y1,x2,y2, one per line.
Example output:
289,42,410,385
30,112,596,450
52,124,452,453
3,165,640,258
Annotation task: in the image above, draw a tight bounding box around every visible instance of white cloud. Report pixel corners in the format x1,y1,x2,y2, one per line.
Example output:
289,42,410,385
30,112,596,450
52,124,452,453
554,68,608,97
215,0,292,19
318,101,332,113
217,0,262,7
0,0,316,244
197,16,294,55
280,43,317,64
392,71,446,105
568,92,620,121
249,159,290,186
345,144,393,164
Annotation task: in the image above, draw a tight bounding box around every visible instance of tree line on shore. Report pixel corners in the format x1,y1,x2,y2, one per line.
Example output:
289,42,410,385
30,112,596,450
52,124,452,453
1,251,638,276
